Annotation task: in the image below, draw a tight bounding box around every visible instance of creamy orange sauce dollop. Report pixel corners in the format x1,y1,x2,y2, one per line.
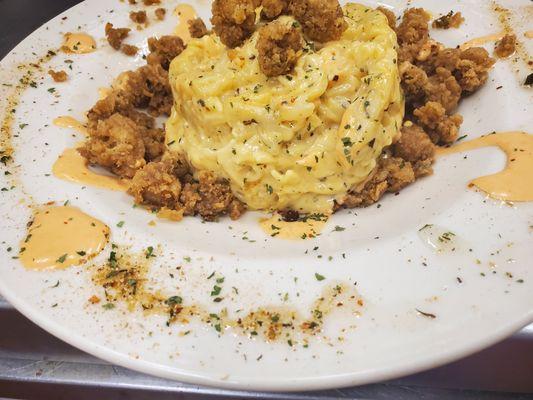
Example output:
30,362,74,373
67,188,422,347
20,206,110,270
61,32,97,54
173,4,197,43
438,131,533,202
260,214,328,240
53,146,129,192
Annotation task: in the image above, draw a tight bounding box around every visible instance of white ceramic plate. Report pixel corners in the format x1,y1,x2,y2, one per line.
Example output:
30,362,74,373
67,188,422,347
0,0,532,392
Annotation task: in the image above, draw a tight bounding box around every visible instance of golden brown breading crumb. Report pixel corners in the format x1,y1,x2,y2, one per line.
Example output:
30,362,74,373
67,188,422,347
48,69,68,82
455,47,495,92
413,101,463,144
121,44,139,56
105,23,131,50
154,7,166,20
495,34,516,58
147,35,186,70
392,123,435,177
425,67,462,113
432,11,464,29
130,10,147,24
143,0,160,5
79,113,146,179
396,8,430,64
342,156,416,208
180,171,245,221
129,158,182,209
288,0,347,42
211,0,257,48
399,61,428,105
261,0,289,20
377,6,396,30
256,21,303,77
188,18,209,39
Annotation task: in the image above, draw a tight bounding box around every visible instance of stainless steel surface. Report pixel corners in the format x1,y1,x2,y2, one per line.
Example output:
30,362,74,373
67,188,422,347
1,296,532,399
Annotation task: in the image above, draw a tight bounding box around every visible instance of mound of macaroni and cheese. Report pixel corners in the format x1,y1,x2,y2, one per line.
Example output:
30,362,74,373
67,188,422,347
166,4,403,214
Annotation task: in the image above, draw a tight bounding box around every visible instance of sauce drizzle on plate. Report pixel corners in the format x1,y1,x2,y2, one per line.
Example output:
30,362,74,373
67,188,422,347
438,131,533,202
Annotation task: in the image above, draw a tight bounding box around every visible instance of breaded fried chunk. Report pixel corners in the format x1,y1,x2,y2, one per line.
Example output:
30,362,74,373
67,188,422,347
130,10,147,24
256,21,303,77
211,0,258,48
393,123,435,177
455,47,495,92
414,101,463,144
188,18,209,39
495,34,516,58
129,157,182,209
79,114,146,178
261,0,290,20
288,0,347,42
425,67,462,113
154,8,166,20
396,8,430,64
147,35,185,70
180,171,246,221
121,44,139,56
105,23,131,50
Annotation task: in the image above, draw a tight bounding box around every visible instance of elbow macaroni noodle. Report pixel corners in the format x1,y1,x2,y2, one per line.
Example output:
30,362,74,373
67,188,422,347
166,3,404,213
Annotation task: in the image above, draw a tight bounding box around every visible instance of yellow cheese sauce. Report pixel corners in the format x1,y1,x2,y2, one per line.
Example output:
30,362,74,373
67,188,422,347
53,116,88,136
53,147,129,192
460,32,506,50
61,33,97,54
260,214,328,240
20,205,110,270
173,4,197,43
438,131,533,202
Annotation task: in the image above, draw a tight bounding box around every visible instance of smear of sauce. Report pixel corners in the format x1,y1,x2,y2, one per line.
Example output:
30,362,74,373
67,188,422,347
20,205,109,270
525,31,533,39
53,147,129,192
438,131,533,202
260,214,328,240
53,116,88,136
61,32,97,54
460,32,506,50
173,4,197,43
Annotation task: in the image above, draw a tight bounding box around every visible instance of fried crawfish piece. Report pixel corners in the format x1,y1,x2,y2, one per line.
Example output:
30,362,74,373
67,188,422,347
261,0,290,20
180,171,246,221
256,20,303,77
105,23,131,50
392,123,435,177
79,113,146,179
188,18,209,39
146,35,186,70
413,101,463,144
129,155,183,209
211,0,258,48
288,0,347,42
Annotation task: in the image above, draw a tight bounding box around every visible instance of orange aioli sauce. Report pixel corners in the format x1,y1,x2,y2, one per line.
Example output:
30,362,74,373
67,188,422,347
173,4,197,43
53,147,129,192
20,205,110,270
437,131,533,202
525,30,533,39
53,116,88,136
460,32,506,50
260,214,328,240
61,32,97,54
